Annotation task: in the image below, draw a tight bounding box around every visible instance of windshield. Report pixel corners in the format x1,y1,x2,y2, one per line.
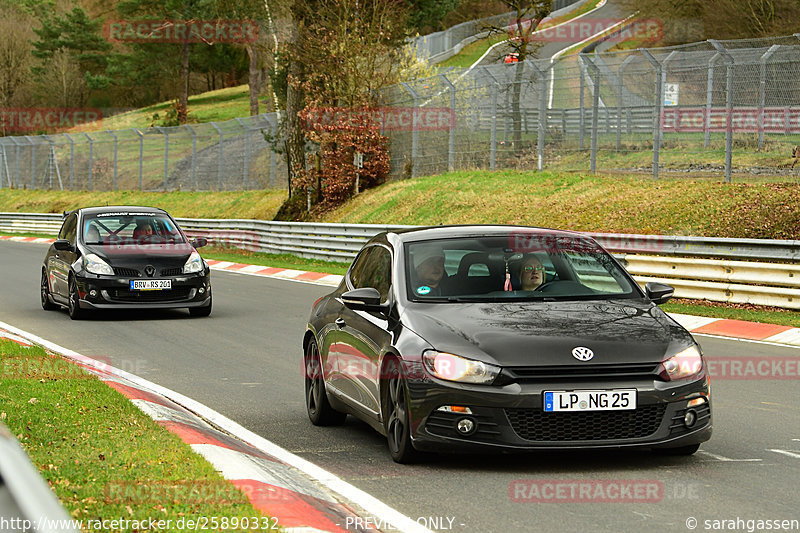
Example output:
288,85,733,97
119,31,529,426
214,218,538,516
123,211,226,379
405,234,638,302
81,212,185,245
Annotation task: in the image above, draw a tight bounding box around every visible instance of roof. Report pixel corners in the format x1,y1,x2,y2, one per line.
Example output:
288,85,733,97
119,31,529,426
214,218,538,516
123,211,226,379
387,224,588,243
74,206,169,216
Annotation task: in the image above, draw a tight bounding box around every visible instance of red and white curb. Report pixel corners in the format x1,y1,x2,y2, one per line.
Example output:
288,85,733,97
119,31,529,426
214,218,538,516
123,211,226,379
2,235,798,346
0,321,433,533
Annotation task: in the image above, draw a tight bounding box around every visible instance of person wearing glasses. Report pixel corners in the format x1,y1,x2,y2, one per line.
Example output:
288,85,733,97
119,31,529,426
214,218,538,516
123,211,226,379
519,254,546,290
412,243,449,296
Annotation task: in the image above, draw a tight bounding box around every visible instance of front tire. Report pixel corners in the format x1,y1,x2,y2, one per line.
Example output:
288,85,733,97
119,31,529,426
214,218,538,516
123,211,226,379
41,270,58,310
68,277,86,320
384,358,420,464
304,339,346,426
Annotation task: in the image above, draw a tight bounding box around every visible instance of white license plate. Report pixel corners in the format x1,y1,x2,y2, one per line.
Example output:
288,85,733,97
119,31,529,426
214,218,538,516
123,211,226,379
130,279,171,291
544,390,636,412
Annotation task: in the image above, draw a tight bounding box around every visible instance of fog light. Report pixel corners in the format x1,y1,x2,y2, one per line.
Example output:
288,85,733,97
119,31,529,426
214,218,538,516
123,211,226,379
683,409,697,428
456,418,476,435
199,287,205,294
89,290,98,298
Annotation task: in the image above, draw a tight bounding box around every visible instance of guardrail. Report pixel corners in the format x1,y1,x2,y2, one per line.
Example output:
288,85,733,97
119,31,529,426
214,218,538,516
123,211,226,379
2,213,799,309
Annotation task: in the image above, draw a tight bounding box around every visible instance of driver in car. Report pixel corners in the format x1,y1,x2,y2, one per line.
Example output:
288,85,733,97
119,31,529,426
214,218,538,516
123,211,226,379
519,254,545,290
412,243,449,296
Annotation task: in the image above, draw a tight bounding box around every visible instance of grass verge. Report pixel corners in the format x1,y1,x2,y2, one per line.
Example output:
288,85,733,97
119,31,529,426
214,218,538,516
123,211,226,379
661,300,800,328
0,339,272,526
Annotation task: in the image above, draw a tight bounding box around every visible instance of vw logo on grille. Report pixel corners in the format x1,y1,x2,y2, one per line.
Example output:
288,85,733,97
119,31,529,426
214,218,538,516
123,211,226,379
145,265,156,277
572,347,594,361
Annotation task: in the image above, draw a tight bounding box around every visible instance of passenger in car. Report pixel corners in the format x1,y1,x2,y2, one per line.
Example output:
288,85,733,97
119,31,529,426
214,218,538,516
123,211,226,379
412,243,450,296
519,254,546,290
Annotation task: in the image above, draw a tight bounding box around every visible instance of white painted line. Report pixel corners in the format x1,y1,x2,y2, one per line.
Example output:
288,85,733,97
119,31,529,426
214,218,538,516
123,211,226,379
0,320,433,533
210,266,339,287
130,399,213,429
239,264,270,273
319,274,344,286
767,449,800,459
0,331,33,346
763,328,800,347
698,451,763,462
270,269,306,279
191,444,339,503
667,313,720,332
209,261,235,269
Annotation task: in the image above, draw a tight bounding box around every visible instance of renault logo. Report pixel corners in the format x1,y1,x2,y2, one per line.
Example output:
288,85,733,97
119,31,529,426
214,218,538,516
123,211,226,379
145,265,156,277
572,347,594,361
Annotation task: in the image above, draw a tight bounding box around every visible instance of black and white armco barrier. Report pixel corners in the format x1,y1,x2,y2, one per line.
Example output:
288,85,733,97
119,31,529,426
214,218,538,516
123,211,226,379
2,213,799,309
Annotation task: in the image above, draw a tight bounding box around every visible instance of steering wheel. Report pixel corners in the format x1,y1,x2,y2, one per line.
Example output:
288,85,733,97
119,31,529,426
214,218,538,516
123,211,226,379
532,280,558,292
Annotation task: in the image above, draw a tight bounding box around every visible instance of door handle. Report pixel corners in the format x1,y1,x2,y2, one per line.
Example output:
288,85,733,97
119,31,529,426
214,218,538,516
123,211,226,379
335,318,346,328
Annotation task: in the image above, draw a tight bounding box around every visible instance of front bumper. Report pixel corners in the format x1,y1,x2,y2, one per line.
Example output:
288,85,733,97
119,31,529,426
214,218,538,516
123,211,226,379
74,269,211,310
406,365,712,453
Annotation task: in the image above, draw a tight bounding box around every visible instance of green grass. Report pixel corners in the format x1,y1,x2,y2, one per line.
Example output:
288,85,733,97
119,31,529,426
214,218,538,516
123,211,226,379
72,86,269,133
0,339,273,528
0,189,286,221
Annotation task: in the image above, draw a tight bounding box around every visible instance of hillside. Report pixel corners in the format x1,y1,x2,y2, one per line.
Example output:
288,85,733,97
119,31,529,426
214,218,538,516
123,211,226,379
2,170,799,240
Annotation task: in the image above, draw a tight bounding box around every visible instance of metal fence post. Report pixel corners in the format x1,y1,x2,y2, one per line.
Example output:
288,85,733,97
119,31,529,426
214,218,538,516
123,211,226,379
440,74,456,172
758,45,780,150
236,118,250,188
401,83,419,178
704,53,720,149
617,55,635,151
527,60,551,172
24,136,35,189
10,138,20,188
710,40,734,183
185,125,197,190
640,49,662,180
83,133,94,190
660,51,678,149
582,55,601,174
106,130,118,190
211,123,223,190
578,55,586,150
156,127,169,190
133,129,143,190
269,117,277,188
63,133,74,190
482,68,500,171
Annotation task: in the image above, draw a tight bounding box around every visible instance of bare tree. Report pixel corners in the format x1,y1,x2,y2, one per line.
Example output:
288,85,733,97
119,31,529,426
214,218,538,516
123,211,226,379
485,0,552,156
0,5,36,108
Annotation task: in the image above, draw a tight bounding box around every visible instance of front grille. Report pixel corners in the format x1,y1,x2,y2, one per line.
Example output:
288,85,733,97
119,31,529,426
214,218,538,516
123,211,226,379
505,404,666,441
106,288,193,302
424,411,501,442
160,267,182,276
505,363,660,383
113,267,140,278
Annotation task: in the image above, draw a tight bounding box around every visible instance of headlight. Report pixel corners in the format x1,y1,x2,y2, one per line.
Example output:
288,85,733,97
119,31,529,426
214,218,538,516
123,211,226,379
658,345,703,381
84,254,113,275
183,251,204,274
422,350,501,384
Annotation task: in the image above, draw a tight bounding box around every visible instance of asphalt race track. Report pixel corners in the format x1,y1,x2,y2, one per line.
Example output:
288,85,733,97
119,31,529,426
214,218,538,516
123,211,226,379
2,240,799,532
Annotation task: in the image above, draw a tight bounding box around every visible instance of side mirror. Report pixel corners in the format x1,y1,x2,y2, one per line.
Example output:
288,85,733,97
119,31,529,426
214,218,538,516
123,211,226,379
191,237,208,249
53,239,72,251
342,287,386,312
645,282,674,305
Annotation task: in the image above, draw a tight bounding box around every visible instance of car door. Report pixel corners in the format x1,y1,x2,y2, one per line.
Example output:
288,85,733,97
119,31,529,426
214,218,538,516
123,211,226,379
51,212,78,297
334,245,394,418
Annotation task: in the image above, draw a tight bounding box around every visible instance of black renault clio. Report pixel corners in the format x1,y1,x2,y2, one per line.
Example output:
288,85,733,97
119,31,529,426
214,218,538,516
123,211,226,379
303,226,711,463
41,206,212,319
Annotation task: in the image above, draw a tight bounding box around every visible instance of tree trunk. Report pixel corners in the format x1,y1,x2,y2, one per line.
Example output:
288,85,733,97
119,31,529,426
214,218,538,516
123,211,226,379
179,41,190,125
246,44,260,116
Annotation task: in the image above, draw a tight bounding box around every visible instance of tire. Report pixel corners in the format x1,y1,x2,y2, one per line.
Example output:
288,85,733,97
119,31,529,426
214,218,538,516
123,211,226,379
189,295,212,317
67,277,86,320
384,358,420,464
653,443,700,456
304,339,346,426
41,270,58,311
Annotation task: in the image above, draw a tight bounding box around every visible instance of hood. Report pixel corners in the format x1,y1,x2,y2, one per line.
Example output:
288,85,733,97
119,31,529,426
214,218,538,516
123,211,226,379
82,242,194,270
399,299,691,367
